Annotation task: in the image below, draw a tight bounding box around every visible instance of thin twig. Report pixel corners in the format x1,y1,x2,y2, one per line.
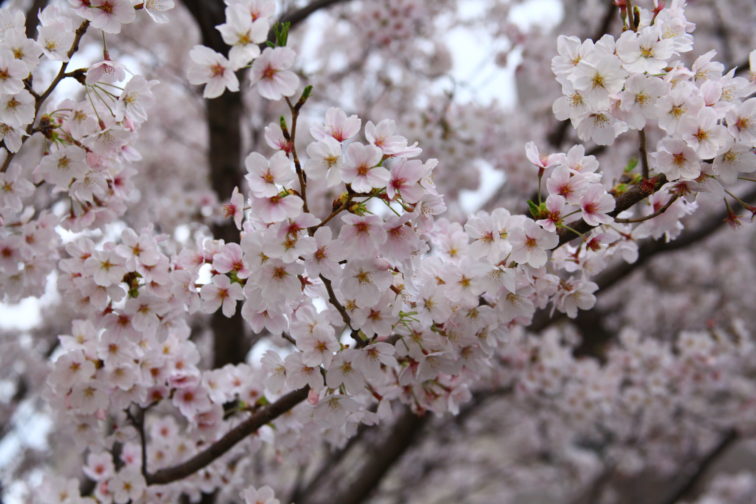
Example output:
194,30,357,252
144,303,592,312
556,174,668,246
1,20,89,173
146,387,309,486
125,405,149,478
639,129,650,180
615,195,678,224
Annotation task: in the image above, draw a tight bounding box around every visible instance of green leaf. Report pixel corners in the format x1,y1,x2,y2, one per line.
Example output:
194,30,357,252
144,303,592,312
273,21,291,47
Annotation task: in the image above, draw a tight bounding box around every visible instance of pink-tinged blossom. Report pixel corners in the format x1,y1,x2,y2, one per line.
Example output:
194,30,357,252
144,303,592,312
0,162,34,213
679,108,728,160
561,144,600,174
571,52,627,109
305,226,342,279
365,119,421,157
216,6,268,68
355,343,397,383
115,76,157,125
412,281,452,326
201,274,243,316
326,349,366,394
187,45,239,99
285,352,323,391
311,107,361,142
387,158,425,202
116,228,160,270
537,194,567,232
248,258,303,306
657,82,704,134
304,137,343,186
86,58,126,85
83,452,114,482
464,208,513,263
551,35,590,85
221,186,245,229
713,140,756,184
0,51,28,94
241,303,288,334
143,0,175,23
725,97,756,146
616,26,674,74
691,50,724,83
250,193,303,223
575,111,627,146
37,20,75,61
352,292,397,338
48,350,95,393
546,165,588,205
313,394,359,427
341,142,388,193
619,74,668,130
296,327,339,367
264,213,318,262
0,89,34,127
510,219,558,268
87,0,136,34
110,469,149,504
552,81,590,123
338,259,393,308
383,212,421,262
68,381,109,415
555,278,599,318
172,385,211,419
264,121,293,153
245,151,294,197
249,46,299,100
261,350,287,395
580,184,615,226
654,137,701,180
240,485,280,504
212,242,249,278
84,248,126,287
0,123,23,153
338,214,387,257
525,141,559,170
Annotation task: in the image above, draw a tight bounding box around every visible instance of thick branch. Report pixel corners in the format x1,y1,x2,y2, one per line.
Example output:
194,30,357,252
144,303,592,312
303,408,429,504
279,0,351,26
658,430,738,504
146,387,309,486
181,0,353,367
591,185,756,295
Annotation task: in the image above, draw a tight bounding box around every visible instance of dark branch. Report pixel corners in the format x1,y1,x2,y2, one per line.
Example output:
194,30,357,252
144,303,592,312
280,0,351,27
658,430,738,504
146,387,309,486
302,408,429,504
24,0,49,38
531,185,756,336
556,174,667,247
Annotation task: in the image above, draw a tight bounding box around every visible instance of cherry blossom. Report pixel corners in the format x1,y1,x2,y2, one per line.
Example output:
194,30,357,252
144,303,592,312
249,46,299,100
187,45,240,99
2,1,755,502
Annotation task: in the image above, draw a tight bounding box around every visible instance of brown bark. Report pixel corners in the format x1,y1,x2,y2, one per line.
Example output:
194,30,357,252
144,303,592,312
146,387,309,486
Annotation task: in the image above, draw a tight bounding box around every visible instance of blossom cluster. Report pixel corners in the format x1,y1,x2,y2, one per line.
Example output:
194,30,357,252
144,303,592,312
0,0,751,502
186,0,300,100
0,5,169,303
551,0,755,184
